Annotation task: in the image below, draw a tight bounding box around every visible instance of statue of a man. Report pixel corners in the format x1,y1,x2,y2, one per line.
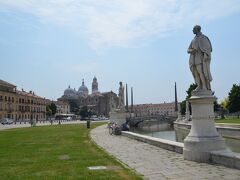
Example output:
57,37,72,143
118,81,125,109
188,25,212,91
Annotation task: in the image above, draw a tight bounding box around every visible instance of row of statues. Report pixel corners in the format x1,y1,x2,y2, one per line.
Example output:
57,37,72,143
116,25,212,112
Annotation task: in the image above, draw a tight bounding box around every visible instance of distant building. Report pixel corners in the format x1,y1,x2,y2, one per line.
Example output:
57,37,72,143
133,102,178,117
0,79,47,121
51,100,70,115
58,77,118,117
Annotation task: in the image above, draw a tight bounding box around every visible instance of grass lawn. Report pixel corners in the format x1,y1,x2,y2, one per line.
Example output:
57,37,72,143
0,123,142,180
215,117,240,124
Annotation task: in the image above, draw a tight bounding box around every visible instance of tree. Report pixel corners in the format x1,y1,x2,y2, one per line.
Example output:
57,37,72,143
46,103,57,118
228,84,240,113
211,91,220,112
68,100,79,114
180,100,186,115
50,103,57,116
79,106,90,118
221,98,230,111
186,83,197,99
46,105,52,117
180,83,197,115
214,101,221,112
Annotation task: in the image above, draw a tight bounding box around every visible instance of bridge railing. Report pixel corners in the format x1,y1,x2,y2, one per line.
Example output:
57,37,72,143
127,115,177,127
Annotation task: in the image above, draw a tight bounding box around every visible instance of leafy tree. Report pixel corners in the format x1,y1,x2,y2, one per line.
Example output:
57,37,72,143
50,103,57,116
221,98,230,111
211,91,221,112
68,100,79,114
46,103,57,118
46,105,52,117
180,83,197,115
228,84,240,113
186,83,197,99
214,101,221,112
79,106,90,118
180,100,186,115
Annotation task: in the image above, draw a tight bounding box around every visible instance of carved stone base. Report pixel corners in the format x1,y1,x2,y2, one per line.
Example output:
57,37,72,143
109,109,126,126
183,90,228,162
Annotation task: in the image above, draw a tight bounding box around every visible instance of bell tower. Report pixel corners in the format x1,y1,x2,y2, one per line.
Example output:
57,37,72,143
92,76,99,94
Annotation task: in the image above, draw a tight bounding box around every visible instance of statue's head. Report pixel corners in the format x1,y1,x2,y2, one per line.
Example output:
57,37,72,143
193,25,201,34
119,81,122,86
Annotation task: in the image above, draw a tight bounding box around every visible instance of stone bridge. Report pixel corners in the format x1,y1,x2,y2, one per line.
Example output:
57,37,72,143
126,115,177,128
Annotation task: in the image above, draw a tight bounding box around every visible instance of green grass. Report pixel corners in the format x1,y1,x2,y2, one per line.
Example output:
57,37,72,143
215,117,240,124
0,123,142,180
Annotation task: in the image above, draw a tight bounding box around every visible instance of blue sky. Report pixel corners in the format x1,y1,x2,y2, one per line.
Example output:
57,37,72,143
0,0,240,104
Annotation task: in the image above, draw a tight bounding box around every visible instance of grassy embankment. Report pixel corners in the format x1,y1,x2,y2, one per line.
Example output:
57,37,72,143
215,117,240,124
0,123,142,180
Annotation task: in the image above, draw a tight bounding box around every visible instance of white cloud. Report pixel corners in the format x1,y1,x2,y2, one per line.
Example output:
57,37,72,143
0,0,240,50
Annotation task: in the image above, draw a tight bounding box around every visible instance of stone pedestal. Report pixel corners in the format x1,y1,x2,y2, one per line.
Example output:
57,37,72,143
109,109,126,127
183,90,228,162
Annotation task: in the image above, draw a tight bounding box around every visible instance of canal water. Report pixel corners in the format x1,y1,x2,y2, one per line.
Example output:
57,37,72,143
131,128,176,141
131,126,240,153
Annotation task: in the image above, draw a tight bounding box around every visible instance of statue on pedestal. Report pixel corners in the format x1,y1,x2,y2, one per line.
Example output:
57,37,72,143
188,25,212,91
184,25,228,163
109,82,126,126
184,100,190,122
118,81,125,110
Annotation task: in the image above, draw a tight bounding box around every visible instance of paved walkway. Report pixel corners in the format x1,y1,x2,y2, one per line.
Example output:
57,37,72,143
91,125,240,180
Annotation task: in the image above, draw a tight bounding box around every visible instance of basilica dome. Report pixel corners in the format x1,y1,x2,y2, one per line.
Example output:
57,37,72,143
64,85,76,97
78,80,89,97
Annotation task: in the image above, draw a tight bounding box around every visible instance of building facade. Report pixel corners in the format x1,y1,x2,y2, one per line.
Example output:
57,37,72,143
53,100,70,115
58,77,118,117
0,79,47,121
133,102,178,117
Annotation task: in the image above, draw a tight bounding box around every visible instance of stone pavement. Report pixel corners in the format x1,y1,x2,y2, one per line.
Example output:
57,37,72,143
90,125,240,180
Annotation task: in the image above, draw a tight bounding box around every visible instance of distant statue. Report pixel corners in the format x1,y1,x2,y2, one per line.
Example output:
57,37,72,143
185,100,190,122
118,82,125,109
188,25,212,91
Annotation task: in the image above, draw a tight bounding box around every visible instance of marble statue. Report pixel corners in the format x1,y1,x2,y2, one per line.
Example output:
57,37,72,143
183,25,228,163
118,81,125,109
188,25,212,91
185,100,190,122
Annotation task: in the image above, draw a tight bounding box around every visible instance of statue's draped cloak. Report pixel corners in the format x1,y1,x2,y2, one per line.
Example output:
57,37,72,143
189,33,213,83
198,34,212,82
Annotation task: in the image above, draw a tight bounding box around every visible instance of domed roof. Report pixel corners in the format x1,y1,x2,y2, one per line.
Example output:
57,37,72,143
64,85,76,96
78,79,89,96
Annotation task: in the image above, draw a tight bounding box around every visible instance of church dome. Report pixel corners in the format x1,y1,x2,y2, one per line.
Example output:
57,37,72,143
64,85,76,96
78,79,89,97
